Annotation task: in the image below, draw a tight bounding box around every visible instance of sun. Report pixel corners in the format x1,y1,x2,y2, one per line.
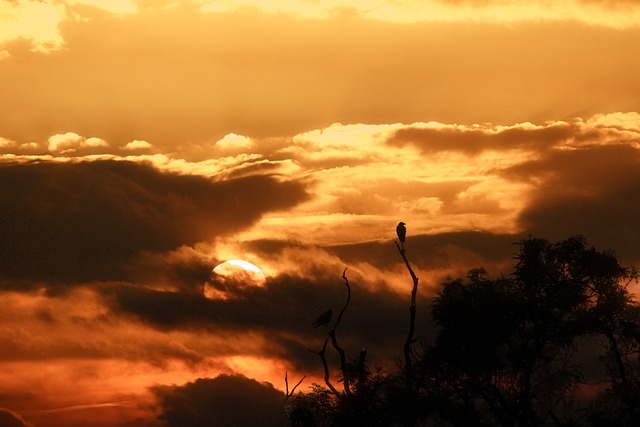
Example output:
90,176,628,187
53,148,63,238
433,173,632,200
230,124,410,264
218,259,265,277
204,259,267,300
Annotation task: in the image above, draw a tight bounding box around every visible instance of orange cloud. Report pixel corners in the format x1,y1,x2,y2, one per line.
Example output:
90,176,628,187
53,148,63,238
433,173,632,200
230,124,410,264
2,8,639,147
2,0,639,58
0,1,67,54
215,133,255,151
48,132,108,153
120,139,152,150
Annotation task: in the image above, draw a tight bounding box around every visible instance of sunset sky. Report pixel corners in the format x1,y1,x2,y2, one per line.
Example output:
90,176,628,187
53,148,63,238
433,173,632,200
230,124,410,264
2,0,640,426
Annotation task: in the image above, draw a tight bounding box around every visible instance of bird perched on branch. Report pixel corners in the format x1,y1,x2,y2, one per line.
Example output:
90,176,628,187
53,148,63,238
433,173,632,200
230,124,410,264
312,309,333,328
396,222,406,249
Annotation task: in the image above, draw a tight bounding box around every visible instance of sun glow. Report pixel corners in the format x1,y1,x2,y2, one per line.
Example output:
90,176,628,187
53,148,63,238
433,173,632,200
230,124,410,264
204,259,267,300
221,259,265,276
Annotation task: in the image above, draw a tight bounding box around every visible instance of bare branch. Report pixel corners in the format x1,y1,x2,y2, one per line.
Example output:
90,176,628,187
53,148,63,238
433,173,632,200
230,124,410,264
335,268,351,326
313,338,340,395
395,240,420,393
328,268,353,397
285,371,306,398
311,269,353,397
290,377,305,396
285,371,289,396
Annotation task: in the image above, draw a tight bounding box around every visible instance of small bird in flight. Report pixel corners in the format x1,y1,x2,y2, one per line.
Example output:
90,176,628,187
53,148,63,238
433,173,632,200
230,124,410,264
396,222,406,249
312,309,333,328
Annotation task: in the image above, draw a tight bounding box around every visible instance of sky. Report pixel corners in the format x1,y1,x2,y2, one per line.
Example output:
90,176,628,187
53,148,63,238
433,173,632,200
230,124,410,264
1,0,640,425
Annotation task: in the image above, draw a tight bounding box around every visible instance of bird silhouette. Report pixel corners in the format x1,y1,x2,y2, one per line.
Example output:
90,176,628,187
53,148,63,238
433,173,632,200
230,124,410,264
396,222,406,249
312,309,333,328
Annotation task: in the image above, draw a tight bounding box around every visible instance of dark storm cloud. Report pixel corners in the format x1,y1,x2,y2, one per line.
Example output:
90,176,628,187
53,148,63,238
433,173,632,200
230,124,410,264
0,159,308,287
127,248,215,295
152,374,287,427
504,144,640,264
103,270,430,371
387,122,573,154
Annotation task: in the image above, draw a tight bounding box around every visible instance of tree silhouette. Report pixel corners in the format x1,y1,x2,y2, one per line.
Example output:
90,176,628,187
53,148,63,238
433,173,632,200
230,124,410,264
285,235,640,427
419,236,639,426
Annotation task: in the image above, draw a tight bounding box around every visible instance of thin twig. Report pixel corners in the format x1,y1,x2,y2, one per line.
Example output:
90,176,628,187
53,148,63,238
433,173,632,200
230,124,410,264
285,371,306,398
312,268,353,397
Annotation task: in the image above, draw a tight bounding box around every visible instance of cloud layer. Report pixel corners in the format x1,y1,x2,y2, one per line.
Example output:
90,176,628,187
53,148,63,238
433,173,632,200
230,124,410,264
0,159,307,286
2,5,640,148
153,374,287,427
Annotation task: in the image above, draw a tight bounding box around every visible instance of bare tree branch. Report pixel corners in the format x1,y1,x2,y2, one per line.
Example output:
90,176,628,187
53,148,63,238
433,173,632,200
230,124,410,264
312,268,353,397
285,371,306,398
329,268,353,397
395,240,420,393
313,338,340,395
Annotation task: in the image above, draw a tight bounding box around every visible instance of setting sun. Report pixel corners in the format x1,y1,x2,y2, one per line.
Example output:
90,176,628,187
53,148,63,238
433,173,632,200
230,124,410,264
204,259,267,299
217,259,266,278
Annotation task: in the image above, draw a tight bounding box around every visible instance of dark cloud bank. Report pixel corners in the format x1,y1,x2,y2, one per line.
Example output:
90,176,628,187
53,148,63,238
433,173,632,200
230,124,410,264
507,144,640,264
0,159,307,288
153,374,286,427
104,271,420,372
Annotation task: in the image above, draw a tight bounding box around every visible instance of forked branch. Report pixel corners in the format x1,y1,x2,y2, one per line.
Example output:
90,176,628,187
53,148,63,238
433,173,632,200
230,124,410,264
314,338,340,395
313,268,353,397
284,371,306,398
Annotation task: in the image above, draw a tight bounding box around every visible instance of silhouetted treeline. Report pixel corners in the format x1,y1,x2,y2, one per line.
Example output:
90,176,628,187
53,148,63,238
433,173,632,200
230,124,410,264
284,235,640,426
